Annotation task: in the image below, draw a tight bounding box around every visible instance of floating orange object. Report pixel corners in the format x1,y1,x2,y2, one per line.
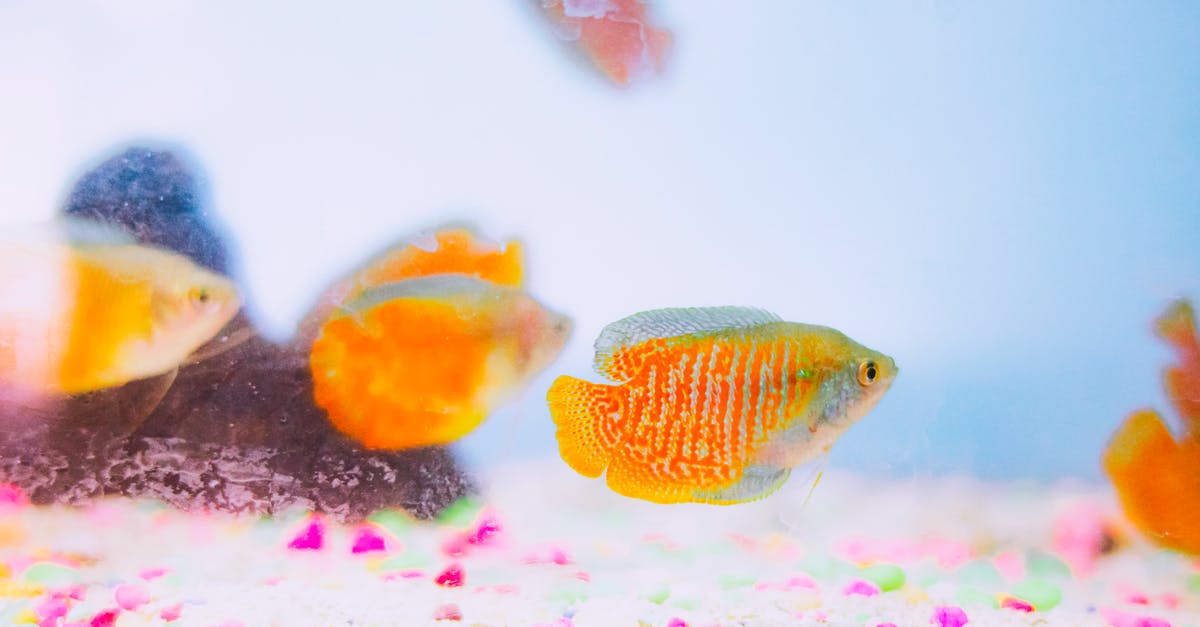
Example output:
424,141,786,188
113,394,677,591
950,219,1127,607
540,0,672,86
1103,299,1200,555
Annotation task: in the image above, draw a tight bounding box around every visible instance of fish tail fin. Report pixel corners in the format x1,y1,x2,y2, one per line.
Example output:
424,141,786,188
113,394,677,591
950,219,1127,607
547,375,618,478
1156,299,1197,354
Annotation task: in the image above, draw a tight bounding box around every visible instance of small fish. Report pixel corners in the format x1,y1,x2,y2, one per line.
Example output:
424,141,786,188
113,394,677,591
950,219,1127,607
1103,298,1200,555
547,307,897,504
310,274,571,449
300,226,523,340
539,0,672,86
0,220,241,394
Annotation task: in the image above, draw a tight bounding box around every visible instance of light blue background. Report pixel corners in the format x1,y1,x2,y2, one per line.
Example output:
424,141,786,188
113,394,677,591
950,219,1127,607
1,1,1197,481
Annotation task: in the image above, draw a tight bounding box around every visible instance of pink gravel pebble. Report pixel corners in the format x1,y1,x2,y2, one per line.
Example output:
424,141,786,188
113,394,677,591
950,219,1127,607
877,624,899,627
0,483,28,507
442,533,471,557
993,551,1025,582
287,518,326,550
161,603,183,621
53,585,86,601
433,603,463,621
139,567,171,580
469,515,502,545
35,597,69,623
667,618,688,627
115,584,150,611
351,526,388,554
931,606,969,627
89,610,119,627
1101,607,1172,627
843,579,881,597
435,563,465,587
1052,502,1111,574
553,549,571,564
1000,596,1034,612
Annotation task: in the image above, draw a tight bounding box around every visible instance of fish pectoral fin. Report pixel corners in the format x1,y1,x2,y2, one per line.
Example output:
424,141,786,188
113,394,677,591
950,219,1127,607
593,306,781,379
692,464,792,505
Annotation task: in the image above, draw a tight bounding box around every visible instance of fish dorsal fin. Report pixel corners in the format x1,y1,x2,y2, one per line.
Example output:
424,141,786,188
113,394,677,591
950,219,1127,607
691,464,792,505
334,273,499,320
594,306,781,380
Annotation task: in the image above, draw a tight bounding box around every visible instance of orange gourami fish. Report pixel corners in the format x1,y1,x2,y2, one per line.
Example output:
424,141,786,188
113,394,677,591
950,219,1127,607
1103,299,1200,555
539,0,672,86
310,275,571,450
0,220,240,394
548,307,897,504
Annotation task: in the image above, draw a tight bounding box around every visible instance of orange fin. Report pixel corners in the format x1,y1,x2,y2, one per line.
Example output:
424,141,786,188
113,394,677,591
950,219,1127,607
1155,299,1198,356
1103,408,1176,475
353,226,524,293
547,375,618,478
1103,409,1200,555
1155,300,1200,425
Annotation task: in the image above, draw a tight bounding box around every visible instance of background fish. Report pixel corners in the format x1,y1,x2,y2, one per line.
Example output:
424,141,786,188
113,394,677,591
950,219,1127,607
310,274,571,450
0,220,241,394
547,307,897,504
1103,299,1200,555
538,0,671,86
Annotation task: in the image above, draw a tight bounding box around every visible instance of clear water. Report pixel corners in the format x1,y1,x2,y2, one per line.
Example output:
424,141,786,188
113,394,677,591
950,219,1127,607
1,2,1198,625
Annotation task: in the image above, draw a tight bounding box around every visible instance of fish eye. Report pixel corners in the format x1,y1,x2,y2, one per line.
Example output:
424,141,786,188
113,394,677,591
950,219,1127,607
857,360,878,386
190,287,211,304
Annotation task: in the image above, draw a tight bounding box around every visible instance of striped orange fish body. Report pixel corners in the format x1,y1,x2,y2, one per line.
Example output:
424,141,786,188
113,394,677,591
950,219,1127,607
549,307,897,504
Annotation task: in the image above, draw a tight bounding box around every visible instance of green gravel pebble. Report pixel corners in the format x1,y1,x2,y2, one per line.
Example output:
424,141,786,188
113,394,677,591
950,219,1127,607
955,585,999,608
1010,578,1062,611
718,573,757,589
548,581,589,604
642,585,670,604
670,596,701,611
367,509,413,538
22,562,79,586
955,559,1003,587
860,564,906,592
1187,573,1200,593
1026,550,1072,579
799,555,857,580
377,552,430,571
437,497,484,527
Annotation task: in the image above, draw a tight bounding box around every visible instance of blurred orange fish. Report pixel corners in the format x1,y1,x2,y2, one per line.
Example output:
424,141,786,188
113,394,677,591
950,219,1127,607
539,0,672,86
548,307,897,504
311,275,570,449
1103,299,1200,555
0,220,240,395
300,226,523,340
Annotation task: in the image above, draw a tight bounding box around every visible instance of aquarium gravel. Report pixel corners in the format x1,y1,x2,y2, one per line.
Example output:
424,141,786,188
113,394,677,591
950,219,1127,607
0,460,1195,627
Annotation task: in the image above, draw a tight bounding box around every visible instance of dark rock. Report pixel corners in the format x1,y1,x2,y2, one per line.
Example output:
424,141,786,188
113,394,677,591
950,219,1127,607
0,144,476,521
63,147,230,274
